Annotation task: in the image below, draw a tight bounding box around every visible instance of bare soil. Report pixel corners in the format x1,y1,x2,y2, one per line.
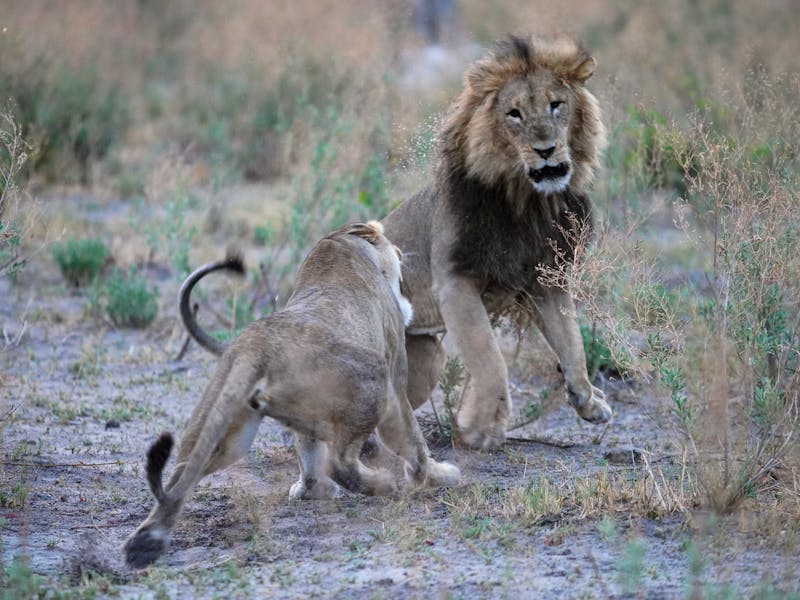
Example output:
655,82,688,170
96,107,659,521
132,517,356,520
1,193,797,599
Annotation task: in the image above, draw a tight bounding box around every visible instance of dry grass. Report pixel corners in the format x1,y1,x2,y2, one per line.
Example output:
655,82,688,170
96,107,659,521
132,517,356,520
0,111,34,280
442,453,698,538
0,112,29,217
527,20,800,513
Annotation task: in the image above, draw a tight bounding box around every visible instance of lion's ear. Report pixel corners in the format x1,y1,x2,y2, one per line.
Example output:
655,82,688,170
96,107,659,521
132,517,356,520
466,62,492,95
466,55,519,97
569,55,596,83
346,221,384,245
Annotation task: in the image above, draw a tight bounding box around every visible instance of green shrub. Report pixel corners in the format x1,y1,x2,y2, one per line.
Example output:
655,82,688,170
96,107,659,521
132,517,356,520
132,186,198,279
580,322,617,379
253,223,275,246
652,114,800,513
2,555,46,600
434,355,465,442
258,102,395,303
173,55,358,184
52,238,108,286
605,106,689,199
205,291,256,345
104,267,158,328
227,292,254,330
616,538,646,595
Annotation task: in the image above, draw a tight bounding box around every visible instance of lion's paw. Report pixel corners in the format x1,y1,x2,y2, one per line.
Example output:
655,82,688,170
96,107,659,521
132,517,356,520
456,390,510,450
124,527,169,569
569,384,613,424
409,460,461,488
457,422,507,451
289,476,341,500
425,460,461,487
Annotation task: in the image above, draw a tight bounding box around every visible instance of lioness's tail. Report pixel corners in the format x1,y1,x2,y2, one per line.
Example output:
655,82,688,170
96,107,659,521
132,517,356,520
146,432,174,503
179,253,245,357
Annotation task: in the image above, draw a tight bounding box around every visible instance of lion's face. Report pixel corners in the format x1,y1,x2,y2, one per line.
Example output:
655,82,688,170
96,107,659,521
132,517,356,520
498,71,575,195
445,35,605,198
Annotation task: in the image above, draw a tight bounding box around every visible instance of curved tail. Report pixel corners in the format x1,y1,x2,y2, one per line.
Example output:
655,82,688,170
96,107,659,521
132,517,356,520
178,253,245,357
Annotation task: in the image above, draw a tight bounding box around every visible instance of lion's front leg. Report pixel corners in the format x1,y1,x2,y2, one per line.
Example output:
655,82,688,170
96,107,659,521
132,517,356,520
533,286,612,424
436,274,511,450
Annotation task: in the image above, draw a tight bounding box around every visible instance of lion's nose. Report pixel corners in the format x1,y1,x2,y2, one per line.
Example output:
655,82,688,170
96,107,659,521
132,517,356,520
535,146,555,160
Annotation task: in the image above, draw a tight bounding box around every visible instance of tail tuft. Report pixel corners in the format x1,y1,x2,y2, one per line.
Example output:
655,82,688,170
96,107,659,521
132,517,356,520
223,250,245,275
146,432,174,502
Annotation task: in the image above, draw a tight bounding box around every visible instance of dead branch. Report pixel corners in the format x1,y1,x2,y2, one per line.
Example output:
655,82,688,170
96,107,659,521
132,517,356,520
3,460,129,469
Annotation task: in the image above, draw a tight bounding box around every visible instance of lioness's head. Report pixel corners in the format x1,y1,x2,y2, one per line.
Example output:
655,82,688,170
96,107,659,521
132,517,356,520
443,34,606,196
344,221,413,326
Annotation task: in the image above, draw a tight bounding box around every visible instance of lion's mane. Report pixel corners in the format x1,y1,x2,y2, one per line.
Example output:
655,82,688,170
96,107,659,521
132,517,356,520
436,35,606,296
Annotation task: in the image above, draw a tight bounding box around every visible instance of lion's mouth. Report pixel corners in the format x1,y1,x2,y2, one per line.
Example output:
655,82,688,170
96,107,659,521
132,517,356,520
529,163,570,183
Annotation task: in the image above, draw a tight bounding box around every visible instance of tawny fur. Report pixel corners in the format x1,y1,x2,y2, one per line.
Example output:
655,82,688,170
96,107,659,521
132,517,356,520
123,221,459,568
381,34,613,450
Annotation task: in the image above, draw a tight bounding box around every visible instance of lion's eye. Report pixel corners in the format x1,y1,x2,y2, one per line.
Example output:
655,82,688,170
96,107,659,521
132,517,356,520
507,108,522,120
550,101,564,115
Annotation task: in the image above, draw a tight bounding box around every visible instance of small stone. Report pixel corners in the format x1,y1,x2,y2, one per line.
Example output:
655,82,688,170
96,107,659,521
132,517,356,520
603,446,644,465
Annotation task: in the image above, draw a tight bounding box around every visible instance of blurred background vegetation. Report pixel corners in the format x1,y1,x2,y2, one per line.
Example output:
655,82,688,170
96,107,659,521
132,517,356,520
2,0,799,513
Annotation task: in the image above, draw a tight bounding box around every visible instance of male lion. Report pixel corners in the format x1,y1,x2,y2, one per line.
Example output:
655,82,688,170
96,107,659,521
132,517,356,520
124,222,459,568
381,34,613,450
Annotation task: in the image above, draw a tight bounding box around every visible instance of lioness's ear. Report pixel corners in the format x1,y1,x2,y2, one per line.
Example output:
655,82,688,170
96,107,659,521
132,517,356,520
346,221,384,245
570,55,596,83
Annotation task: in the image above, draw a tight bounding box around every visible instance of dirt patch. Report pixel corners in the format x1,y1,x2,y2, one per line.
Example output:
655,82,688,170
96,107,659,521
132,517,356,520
1,197,797,598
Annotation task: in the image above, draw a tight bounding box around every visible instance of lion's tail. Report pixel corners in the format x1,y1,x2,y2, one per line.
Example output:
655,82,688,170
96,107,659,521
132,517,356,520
178,252,245,357
146,432,174,503
160,358,264,506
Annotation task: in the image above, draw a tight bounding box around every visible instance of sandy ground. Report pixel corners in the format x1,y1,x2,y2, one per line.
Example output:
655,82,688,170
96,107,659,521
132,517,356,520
1,196,797,599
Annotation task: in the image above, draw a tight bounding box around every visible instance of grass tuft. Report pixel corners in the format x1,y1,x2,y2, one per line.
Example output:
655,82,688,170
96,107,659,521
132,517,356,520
52,238,108,287
103,267,158,328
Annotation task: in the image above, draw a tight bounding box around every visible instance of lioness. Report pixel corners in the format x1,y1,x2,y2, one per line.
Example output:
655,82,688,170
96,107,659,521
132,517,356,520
381,34,613,450
124,222,459,568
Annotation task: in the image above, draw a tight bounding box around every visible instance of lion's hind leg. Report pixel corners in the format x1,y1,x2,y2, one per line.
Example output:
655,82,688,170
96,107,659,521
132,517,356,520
405,333,446,410
376,389,460,490
123,433,176,568
124,433,194,569
289,434,340,500
329,435,398,496
124,358,264,568
202,397,264,475
125,404,263,568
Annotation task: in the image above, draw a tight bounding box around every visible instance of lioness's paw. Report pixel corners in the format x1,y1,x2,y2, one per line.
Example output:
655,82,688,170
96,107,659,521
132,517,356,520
423,460,461,488
124,527,169,569
406,459,461,488
289,477,341,500
569,385,613,424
